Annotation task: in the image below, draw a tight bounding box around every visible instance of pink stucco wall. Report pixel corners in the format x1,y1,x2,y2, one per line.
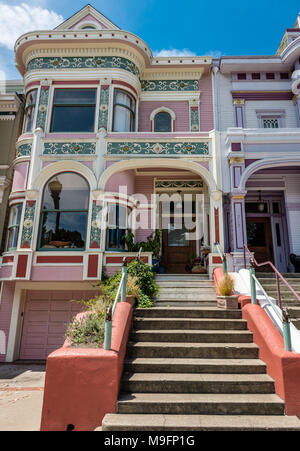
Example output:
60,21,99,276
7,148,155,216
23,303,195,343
138,101,189,132
12,162,28,192
0,282,15,362
105,170,135,195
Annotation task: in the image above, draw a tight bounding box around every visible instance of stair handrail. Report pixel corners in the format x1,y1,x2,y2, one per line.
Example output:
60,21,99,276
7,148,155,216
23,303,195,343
104,258,128,351
244,244,300,306
214,242,227,274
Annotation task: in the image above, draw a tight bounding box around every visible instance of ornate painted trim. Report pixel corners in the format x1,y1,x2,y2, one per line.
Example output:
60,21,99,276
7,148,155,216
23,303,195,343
90,201,102,248
155,180,203,189
43,142,96,155
98,84,110,130
16,143,32,157
141,80,199,92
190,106,200,132
27,56,140,76
107,141,209,156
36,86,50,130
20,201,36,248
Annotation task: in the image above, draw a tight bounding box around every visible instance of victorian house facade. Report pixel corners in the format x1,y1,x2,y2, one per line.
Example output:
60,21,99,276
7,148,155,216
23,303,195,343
1,5,300,362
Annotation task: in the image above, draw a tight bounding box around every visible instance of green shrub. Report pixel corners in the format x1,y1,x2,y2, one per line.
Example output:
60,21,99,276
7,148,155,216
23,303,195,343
103,259,159,308
66,295,110,347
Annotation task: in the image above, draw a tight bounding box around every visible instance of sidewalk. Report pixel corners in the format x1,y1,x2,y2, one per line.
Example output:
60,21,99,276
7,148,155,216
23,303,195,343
0,363,46,431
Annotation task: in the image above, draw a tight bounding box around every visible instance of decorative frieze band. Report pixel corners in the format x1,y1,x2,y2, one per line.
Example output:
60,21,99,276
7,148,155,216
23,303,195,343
27,56,140,77
140,80,199,92
16,143,32,157
106,141,209,156
155,180,203,189
43,142,96,155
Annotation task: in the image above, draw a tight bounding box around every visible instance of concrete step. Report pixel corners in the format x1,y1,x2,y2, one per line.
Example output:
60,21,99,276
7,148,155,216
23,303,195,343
155,293,217,300
102,413,300,431
135,307,242,319
126,342,259,359
155,274,209,280
157,281,215,288
257,273,300,278
292,319,300,329
116,393,284,415
124,358,267,374
285,307,300,317
130,329,254,343
121,373,275,394
154,301,217,307
133,317,248,330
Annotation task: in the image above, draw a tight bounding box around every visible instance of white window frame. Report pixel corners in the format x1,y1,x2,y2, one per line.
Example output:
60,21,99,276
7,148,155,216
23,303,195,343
256,109,286,128
150,107,176,132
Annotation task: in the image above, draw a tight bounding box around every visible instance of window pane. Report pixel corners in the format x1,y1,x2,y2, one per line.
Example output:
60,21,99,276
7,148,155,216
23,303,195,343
263,118,279,128
7,227,19,250
53,89,96,105
8,204,22,227
168,224,189,247
107,229,126,249
24,89,37,132
154,112,172,132
51,105,95,132
43,173,89,210
113,105,132,131
39,212,88,249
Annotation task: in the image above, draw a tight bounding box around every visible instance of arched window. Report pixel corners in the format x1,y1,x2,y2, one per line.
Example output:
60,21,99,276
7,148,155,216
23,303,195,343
38,173,89,250
113,89,135,132
154,111,172,132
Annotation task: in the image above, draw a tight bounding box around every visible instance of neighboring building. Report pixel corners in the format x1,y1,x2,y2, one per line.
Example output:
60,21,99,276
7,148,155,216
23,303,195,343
216,13,300,272
0,4,300,362
0,80,24,252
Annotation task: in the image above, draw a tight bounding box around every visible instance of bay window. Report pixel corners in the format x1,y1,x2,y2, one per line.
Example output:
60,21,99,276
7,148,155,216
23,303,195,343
50,89,96,132
112,89,135,132
38,173,89,250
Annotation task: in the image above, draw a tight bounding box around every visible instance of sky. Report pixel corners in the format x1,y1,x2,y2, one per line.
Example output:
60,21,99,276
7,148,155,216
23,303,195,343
0,0,300,80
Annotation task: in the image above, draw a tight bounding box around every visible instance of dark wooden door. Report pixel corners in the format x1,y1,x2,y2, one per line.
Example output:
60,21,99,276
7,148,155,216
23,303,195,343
162,219,196,273
246,217,274,271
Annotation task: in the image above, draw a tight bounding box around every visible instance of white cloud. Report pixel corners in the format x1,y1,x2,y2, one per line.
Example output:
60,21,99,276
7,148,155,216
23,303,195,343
153,48,197,57
0,2,63,50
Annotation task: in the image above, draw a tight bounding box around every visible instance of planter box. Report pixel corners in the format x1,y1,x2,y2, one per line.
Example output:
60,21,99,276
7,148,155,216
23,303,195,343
217,295,239,309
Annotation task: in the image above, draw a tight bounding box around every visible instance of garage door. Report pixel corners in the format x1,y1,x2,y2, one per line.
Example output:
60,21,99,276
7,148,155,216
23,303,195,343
20,290,98,360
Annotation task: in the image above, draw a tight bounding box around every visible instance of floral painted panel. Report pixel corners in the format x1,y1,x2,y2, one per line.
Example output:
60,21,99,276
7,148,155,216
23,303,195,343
20,201,36,249
98,85,110,130
36,86,50,130
16,143,32,157
106,141,209,155
90,201,102,248
141,80,199,91
43,142,96,155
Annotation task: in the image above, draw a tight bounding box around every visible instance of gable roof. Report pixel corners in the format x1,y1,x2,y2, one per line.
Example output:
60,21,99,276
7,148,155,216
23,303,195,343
54,4,120,31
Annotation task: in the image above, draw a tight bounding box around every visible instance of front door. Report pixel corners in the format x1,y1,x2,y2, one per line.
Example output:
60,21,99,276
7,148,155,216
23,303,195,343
246,217,274,271
162,218,196,273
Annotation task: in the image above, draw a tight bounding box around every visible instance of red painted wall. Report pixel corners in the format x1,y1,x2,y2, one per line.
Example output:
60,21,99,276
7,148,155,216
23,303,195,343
40,301,133,431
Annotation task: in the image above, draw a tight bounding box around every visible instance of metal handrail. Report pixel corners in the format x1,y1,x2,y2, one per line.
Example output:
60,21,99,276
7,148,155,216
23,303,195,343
215,242,227,274
243,244,293,351
244,244,300,305
104,258,128,351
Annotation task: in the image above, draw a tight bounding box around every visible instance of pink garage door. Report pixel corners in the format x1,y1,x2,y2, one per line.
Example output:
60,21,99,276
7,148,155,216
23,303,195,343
20,290,98,360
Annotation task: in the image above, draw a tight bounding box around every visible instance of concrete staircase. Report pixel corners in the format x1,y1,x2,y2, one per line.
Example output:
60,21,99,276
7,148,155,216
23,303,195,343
102,306,300,431
154,274,217,307
257,273,300,330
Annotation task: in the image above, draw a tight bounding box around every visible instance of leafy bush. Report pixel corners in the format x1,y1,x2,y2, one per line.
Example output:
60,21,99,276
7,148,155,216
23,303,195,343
103,259,159,308
66,295,110,347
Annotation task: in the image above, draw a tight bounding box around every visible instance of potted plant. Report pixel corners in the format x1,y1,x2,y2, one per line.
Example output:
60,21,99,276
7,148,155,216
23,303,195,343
216,273,239,309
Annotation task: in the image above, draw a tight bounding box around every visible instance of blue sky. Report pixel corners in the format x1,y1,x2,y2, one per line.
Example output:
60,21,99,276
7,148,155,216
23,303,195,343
1,0,300,79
